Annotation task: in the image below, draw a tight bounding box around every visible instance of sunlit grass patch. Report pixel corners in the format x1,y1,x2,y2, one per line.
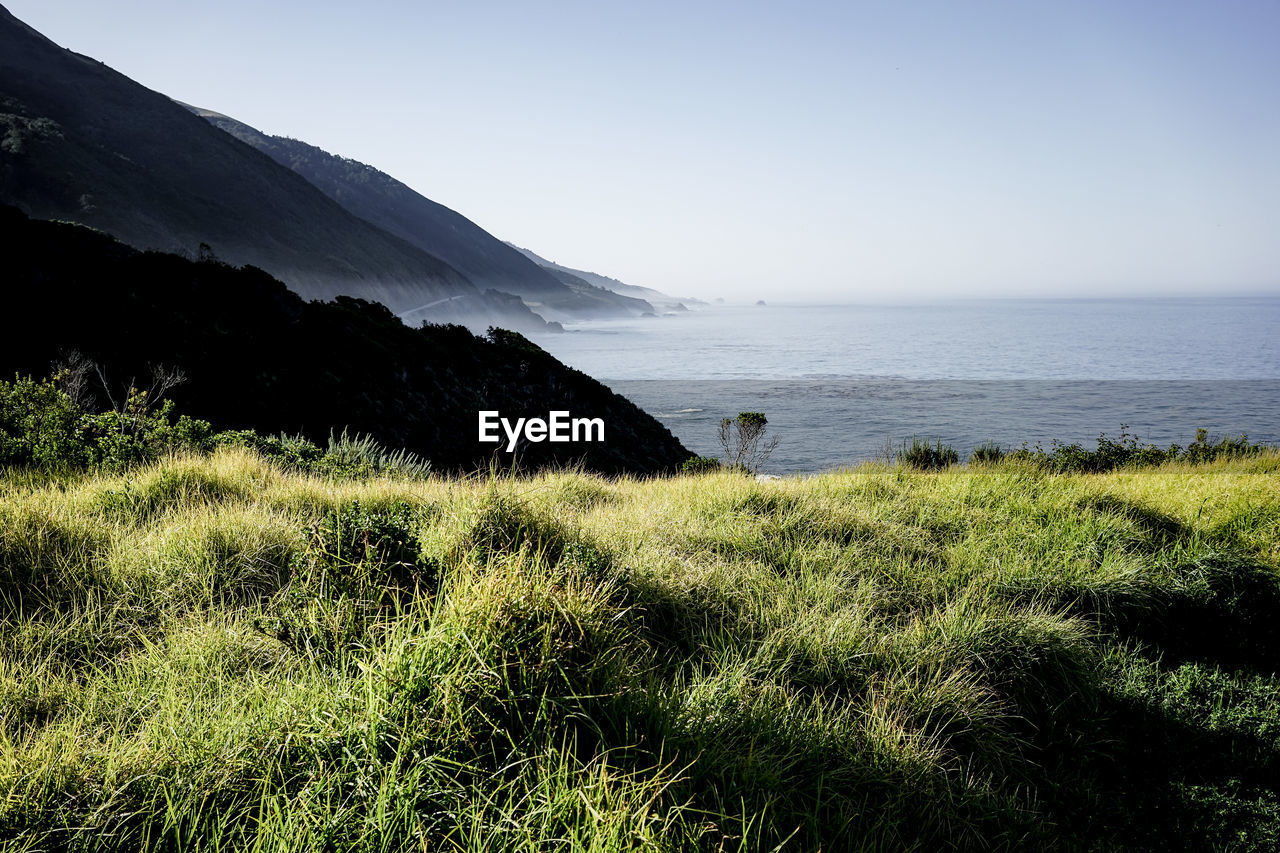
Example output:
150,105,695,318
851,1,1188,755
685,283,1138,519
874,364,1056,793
2,449,1279,850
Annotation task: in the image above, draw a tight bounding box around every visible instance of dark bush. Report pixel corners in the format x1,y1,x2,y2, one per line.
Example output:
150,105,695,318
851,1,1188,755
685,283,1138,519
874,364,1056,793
898,437,959,471
970,441,1005,465
1007,426,1268,474
681,455,722,475
256,500,435,660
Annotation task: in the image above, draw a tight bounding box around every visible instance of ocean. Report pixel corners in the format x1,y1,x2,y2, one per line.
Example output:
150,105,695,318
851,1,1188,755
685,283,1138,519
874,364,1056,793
527,298,1280,474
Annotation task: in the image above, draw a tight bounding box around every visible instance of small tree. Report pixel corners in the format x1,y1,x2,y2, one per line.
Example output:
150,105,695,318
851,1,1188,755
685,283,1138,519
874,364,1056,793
718,411,779,474
92,361,189,441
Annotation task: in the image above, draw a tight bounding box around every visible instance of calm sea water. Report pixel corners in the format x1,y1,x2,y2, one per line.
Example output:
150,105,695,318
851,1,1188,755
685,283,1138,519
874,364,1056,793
527,298,1280,473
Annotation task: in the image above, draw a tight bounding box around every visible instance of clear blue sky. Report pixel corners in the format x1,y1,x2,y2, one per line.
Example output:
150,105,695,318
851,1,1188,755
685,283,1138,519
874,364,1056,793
7,1,1279,301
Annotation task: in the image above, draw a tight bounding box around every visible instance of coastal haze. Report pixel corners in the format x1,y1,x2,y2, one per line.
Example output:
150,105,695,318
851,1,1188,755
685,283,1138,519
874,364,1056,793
5,0,1279,303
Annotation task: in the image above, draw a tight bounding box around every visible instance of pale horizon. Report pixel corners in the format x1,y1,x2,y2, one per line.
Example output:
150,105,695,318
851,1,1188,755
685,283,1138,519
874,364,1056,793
6,0,1279,302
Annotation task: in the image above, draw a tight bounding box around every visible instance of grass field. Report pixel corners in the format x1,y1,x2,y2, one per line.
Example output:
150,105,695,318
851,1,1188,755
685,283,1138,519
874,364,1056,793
3,449,1279,851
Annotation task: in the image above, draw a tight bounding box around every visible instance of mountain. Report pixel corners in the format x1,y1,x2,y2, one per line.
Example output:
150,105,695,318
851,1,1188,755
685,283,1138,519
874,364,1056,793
508,244,702,313
0,4,551,332
0,205,692,474
183,105,655,323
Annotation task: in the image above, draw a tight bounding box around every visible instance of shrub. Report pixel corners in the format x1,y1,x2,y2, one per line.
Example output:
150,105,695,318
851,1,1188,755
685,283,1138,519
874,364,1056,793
0,373,88,469
0,372,214,471
1008,426,1269,474
1182,427,1260,465
319,428,432,479
80,395,215,471
970,441,1005,465
681,455,721,475
214,429,431,479
2,371,432,478
212,430,325,469
898,437,959,471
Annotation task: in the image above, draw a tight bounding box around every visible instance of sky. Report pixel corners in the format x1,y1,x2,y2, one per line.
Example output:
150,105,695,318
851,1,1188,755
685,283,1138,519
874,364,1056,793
7,0,1280,301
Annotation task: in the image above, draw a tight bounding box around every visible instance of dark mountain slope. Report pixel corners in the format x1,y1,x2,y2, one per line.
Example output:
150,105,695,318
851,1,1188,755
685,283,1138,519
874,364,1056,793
0,4,550,331
0,205,691,474
184,104,653,322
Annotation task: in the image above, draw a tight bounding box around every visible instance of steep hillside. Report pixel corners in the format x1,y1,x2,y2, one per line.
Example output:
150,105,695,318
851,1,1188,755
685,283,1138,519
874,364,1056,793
0,4,550,331
0,205,691,474
184,104,653,322
509,243,702,313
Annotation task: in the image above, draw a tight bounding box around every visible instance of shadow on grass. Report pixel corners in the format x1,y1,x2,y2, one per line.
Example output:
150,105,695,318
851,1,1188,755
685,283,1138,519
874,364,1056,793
1075,671,1280,852
1006,495,1280,672
1080,493,1189,550
993,495,1280,850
